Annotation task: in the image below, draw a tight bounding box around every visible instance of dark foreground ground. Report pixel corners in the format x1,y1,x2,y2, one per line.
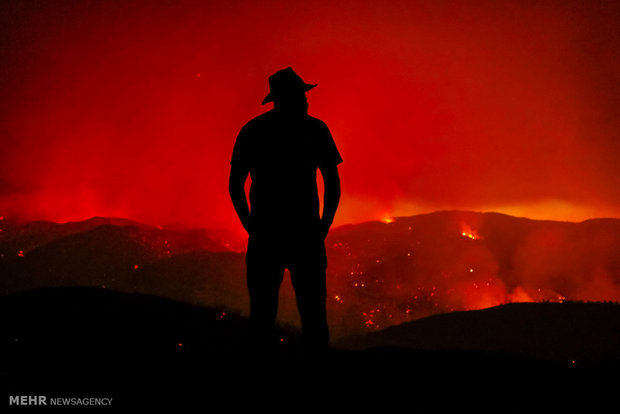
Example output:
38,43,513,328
2,288,619,412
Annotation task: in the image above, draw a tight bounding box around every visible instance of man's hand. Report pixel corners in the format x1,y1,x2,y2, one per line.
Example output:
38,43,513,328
319,163,340,240
319,218,331,240
242,216,254,236
229,164,252,236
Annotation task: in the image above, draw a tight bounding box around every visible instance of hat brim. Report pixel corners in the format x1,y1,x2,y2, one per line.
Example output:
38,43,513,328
261,83,317,105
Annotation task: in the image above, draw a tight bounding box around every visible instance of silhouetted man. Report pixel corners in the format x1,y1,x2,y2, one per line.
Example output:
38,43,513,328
229,67,342,355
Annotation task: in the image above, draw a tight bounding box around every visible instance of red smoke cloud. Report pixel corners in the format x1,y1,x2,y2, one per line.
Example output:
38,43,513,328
1,0,619,238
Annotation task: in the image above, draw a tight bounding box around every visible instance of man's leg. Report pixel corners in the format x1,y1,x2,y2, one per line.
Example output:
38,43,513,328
246,240,285,353
289,261,329,354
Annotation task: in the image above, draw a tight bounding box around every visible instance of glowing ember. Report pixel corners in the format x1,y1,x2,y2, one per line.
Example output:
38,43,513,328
133,264,139,269
364,319,379,328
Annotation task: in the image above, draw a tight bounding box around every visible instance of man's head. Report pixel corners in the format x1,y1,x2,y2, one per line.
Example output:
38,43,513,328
262,67,316,115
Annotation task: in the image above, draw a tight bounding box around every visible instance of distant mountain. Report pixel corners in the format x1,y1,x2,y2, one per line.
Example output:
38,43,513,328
0,217,249,317
0,215,233,259
0,223,247,311
1,224,159,291
1,211,619,339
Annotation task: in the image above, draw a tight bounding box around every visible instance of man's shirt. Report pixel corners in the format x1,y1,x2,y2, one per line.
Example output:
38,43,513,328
231,109,342,236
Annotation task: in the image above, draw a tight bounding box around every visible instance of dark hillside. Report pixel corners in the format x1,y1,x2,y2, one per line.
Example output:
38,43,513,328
2,288,618,411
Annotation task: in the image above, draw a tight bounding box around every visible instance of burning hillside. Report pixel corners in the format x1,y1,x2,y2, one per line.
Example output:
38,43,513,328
1,211,619,338
324,211,620,335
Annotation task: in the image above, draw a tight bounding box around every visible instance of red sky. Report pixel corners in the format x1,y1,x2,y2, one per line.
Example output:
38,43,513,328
1,0,619,238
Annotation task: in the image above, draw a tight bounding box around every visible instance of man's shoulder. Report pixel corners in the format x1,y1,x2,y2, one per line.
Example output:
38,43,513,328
240,111,329,134
242,110,276,130
305,115,331,135
306,115,327,127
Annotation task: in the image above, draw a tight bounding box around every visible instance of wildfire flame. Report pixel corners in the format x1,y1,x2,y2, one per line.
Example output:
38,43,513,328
381,213,395,224
460,222,481,240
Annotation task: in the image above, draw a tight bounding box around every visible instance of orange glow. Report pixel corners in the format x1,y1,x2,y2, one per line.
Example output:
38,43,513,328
0,1,618,238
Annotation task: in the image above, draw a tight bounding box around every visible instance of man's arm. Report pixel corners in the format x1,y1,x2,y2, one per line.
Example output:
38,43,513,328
319,163,341,239
229,163,252,235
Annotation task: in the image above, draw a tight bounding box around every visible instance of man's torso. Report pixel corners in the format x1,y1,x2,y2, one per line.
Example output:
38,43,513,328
232,110,338,237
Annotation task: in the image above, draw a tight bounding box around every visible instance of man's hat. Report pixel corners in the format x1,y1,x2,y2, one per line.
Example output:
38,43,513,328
261,67,317,105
